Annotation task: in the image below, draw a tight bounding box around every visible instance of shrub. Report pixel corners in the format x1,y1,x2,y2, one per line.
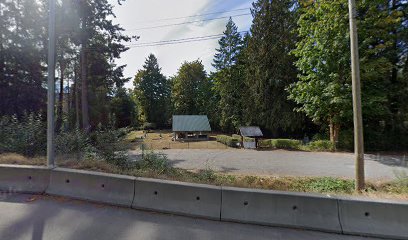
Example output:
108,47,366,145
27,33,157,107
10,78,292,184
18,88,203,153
0,113,46,156
137,151,170,174
259,139,273,148
307,140,335,152
271,139,302,150
55,128,90,155
90,128,130,168
232,134,254,142
216,135,240,148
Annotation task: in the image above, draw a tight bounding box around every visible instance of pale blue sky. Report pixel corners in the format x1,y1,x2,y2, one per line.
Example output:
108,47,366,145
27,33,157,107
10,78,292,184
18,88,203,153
108,0,254,88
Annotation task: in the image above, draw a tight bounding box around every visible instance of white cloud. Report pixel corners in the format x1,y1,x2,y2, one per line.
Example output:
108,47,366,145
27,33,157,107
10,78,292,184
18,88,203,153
109,0,253,88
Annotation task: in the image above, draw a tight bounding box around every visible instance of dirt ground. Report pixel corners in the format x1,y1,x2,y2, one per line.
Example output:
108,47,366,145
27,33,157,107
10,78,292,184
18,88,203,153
126,130,228,150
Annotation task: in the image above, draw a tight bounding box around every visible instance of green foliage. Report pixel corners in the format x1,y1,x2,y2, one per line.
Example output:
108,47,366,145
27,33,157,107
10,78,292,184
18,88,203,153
171,60,213,115
259,139,302,150
244,0,304,136
136,151,171,174
212,18,246,132
55,128,90,155
271,139,302,150
289,0,408,148
90,127,129,168
0,114,46,156
133,54,171,127
0,0,47,117
306,177,354,194
307,140,335,152
289,0,352,128
111,88,137,128
216,135,240,148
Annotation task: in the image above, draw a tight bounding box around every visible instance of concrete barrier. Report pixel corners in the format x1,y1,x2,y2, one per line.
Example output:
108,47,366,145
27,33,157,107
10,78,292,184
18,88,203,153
46,168,135,207
221,187,342,233
132,178,222,219
339,197,408,240
2,164,408,239
0,164,50,193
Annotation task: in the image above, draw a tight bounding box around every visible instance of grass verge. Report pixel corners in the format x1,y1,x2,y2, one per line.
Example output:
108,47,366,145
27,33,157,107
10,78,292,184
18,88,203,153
0,152,407,200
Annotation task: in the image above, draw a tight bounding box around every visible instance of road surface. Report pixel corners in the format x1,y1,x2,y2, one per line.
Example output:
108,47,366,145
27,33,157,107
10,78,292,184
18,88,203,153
0,193,378,240
129,149,408,180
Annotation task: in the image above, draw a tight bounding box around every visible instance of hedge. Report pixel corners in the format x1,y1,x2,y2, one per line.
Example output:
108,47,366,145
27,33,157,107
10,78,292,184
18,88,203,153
307,140,334,152
216,135,240,148
258,139,302,150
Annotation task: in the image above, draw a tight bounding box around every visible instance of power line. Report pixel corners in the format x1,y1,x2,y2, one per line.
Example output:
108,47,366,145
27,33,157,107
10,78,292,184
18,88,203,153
124,31,249,48
127,34,224,46
127,36,221,48
125,13,251,32
132,7,250,24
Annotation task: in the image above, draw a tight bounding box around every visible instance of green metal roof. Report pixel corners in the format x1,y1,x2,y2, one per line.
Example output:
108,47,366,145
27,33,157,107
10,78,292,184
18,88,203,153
172,115,211,132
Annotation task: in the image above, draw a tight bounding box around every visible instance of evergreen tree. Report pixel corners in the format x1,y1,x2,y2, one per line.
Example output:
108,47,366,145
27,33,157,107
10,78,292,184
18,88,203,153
133,54,171,127
0,0,46,116
212,18,245,132
245,0,303,137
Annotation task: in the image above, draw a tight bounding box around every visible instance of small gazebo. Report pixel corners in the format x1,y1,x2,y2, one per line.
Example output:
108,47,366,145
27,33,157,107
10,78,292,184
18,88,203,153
172,115,211,141
239,126,263,149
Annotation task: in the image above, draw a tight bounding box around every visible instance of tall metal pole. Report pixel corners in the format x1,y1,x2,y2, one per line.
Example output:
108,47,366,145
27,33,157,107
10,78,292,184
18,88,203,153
348,0,365,191
47,0,56,168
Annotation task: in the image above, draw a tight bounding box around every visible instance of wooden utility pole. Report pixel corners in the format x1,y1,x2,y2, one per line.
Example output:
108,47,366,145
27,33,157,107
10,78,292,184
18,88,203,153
47,0,56,167
348,0,365,191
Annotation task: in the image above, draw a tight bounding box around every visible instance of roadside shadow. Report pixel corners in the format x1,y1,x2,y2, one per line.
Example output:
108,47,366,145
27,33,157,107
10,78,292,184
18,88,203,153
366,153,408,168
219,166,239,173
167,159,186,168
0,194,61,240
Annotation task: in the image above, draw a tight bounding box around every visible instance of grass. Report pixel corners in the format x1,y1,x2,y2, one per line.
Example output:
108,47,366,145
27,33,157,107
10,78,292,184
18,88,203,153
1,152,407,200
125,130,228,150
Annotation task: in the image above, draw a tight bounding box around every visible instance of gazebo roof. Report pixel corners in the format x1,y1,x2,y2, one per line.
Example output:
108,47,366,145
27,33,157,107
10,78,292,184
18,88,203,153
172,115,211,132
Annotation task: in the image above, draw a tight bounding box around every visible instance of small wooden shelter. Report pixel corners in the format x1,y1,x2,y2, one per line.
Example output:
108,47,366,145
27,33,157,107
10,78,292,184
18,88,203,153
239,126,263,149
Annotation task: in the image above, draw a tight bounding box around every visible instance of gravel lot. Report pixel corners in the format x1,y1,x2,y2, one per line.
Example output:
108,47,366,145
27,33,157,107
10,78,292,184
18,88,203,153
130,149,408,180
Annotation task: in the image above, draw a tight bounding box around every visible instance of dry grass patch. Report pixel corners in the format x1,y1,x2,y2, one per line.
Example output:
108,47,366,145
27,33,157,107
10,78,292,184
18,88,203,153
0,153,46,166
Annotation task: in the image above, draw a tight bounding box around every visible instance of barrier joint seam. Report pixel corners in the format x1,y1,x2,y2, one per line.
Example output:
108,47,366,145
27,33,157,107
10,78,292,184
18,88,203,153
336,199,344,234
130,179,136,208
219,186,223,221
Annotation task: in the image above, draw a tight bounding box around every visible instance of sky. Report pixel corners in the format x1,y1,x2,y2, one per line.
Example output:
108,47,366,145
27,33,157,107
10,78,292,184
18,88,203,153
108,0,254,88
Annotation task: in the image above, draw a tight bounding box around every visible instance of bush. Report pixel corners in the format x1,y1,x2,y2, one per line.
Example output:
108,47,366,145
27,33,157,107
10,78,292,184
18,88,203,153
271,139,302,150
55,128,90,155
0,113,46,156
136,151,170,174
232,134,254,142
90,128,130,168
216,135,240,148
259,139,273,148
307,140,335,152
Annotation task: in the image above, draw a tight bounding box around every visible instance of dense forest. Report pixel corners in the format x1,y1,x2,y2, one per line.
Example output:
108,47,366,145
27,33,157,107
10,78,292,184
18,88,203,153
1,0,408,151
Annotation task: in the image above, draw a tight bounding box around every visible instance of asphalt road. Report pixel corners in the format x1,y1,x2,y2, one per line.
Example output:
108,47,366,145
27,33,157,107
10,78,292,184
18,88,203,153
144,149,408,180
0,193,378,240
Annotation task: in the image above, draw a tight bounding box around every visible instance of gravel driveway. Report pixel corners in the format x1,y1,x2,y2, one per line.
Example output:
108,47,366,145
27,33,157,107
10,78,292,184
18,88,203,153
130,149,408,180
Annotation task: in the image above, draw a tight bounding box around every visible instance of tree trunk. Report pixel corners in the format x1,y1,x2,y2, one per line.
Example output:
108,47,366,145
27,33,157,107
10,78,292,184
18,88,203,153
80,1,90,132
74,62,80,129
329,119,340,150
56,61,66,132
80,47,90,131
